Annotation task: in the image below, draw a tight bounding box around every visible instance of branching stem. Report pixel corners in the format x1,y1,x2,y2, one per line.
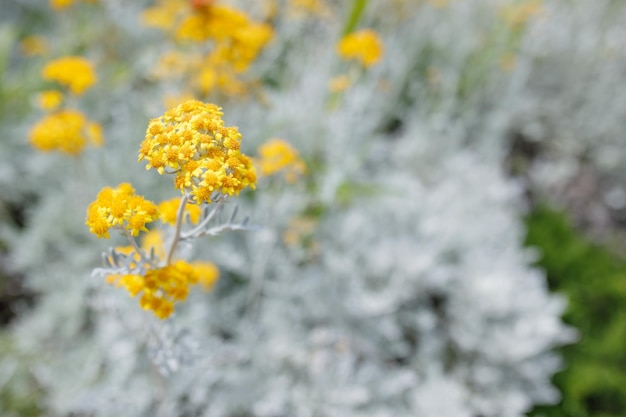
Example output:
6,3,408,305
166,194,189,265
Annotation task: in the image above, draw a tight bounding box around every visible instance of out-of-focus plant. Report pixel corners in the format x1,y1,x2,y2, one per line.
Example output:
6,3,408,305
142,0,274,100
29,55,103,156
526,206,626,417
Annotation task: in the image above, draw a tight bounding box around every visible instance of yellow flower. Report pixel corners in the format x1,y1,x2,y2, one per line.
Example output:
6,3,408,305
37,90,64,111
158,197,202,225
176,5,249,42
256,138,306,183
336,29,384,68
117,259,219,319
29,110,104,155
42,56,97,95
138,100,257,203
85,183,159,238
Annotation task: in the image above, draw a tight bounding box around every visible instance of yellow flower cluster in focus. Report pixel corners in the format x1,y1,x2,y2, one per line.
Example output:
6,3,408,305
86,183,159,239
138,100,257,204
42,56,97,95
29,109,103,155
336,29,384,68
91,196,220,319
257,139,306,183
108,259,219,319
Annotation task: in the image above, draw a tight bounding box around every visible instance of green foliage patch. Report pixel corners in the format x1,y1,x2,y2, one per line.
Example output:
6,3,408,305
526,206,626,417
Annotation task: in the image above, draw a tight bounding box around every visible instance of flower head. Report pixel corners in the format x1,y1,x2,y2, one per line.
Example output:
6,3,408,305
107,259,220,319
256,138,306,183
86,183,159,238
29,110,103,155
42,56,97,95
37,90,64,111
138,100,256,203
336,29,384,68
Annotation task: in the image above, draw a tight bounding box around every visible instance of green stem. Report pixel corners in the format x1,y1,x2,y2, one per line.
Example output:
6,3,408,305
342,0,370,36
166,194,188,265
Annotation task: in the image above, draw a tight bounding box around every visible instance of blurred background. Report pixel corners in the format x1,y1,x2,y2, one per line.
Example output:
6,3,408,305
1,0,625,416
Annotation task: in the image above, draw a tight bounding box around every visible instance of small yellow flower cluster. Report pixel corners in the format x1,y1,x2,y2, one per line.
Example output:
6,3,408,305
108,259,219,319
86,183,159,239
158,197,202,225
336,29,384,68
30,56,103,155
108,228,219,319
37,90,64,111
142,1,273,97
256,139,306,183
42,56,97,95
29,109,103,156
138,100,257,203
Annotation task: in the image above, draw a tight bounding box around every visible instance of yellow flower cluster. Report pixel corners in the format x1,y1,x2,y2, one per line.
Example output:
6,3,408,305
256,139,306,183
336,29,384,68
42,56,97,95
86,183,159,239
138,100,257,203
108,259,219,319
29,109,103,155
142,1,273,96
